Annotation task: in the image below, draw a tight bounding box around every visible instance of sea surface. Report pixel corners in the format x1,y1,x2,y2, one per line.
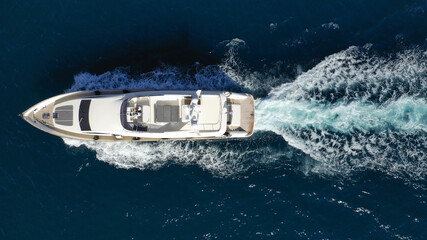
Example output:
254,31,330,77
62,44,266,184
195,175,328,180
1,0,426,239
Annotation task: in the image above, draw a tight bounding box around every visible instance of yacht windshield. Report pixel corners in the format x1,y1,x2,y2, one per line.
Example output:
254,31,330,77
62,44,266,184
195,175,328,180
79,100,91,131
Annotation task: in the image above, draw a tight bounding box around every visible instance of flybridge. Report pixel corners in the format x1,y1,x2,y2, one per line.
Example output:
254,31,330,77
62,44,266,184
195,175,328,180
121,90,224,135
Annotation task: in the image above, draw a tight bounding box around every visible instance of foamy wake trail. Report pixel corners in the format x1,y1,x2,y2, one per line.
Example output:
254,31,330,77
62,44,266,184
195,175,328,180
63,43,426,181
63,137,289,177
64,139,239,176
256,97,427,134
256,45,427,181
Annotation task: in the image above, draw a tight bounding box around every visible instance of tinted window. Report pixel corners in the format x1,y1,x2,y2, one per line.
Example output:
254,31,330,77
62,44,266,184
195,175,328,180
79,100,91,131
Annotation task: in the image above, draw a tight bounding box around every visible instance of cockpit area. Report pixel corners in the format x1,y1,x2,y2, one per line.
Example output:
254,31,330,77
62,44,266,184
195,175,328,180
121,96,151,131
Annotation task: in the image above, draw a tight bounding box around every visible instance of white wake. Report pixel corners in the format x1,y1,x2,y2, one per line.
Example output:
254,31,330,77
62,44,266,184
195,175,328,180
256,46,427,180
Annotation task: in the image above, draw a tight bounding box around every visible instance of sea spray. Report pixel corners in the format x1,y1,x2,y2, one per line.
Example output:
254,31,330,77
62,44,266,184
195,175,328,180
69,65,243,93
256,46,427,180
255,97,427,134
63,133,292,177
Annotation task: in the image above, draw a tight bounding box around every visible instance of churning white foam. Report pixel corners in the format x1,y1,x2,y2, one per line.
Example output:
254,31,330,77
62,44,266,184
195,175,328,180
63,136,289,177
267,45,426,103
256,97,427,134
256,46,427,181
64,139,239,176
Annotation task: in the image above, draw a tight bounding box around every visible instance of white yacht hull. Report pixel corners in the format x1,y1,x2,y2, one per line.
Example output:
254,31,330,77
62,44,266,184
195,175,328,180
22,89,255,141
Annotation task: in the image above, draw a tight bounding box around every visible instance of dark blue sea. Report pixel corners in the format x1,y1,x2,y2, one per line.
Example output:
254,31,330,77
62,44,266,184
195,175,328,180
1,0,426,239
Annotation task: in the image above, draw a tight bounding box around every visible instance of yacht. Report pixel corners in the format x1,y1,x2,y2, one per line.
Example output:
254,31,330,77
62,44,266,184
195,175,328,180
21,89,255,141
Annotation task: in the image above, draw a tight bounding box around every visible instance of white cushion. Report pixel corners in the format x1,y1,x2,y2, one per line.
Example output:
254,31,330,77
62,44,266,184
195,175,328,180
142,105,150,122
230,104,241,126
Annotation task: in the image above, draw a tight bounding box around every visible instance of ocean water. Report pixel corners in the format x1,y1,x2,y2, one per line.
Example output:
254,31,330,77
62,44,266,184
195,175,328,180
1,0,426,239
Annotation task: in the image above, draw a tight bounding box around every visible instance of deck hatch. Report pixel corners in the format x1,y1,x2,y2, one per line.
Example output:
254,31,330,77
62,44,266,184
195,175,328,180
79,100,91,131
54,105,73,126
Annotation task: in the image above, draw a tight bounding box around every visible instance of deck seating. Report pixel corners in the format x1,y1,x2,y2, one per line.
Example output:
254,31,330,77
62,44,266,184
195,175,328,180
155,105,179,123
